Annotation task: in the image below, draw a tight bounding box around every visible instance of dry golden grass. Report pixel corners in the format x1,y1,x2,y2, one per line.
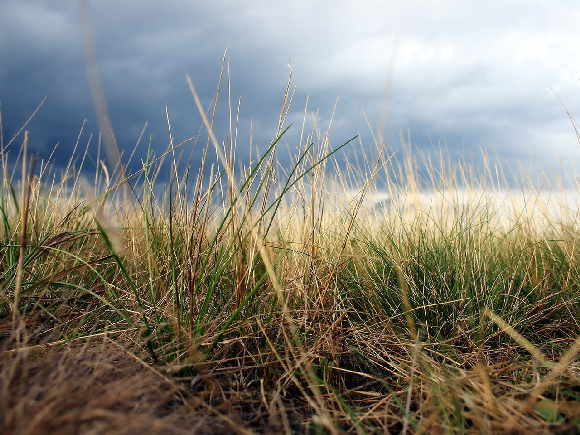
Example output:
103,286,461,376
1,64,580,433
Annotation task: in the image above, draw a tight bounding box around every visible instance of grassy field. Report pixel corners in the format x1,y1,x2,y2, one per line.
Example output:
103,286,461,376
1,74,580,434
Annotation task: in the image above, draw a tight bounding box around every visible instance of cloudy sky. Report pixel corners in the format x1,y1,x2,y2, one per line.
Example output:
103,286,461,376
2,0,580,187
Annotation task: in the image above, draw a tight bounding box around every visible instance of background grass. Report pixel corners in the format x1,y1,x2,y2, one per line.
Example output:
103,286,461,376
1,71,580,434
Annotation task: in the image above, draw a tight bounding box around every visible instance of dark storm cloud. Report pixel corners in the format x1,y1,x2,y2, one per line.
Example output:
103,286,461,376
2,0,580,186
0,1,294,179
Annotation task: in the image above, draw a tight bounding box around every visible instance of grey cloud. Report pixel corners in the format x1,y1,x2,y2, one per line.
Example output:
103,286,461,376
1,0,580,187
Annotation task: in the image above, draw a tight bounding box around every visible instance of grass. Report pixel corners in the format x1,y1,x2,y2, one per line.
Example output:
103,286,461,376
1,65,580,434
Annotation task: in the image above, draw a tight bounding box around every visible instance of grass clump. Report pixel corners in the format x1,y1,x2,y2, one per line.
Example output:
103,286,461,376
1,66,580,434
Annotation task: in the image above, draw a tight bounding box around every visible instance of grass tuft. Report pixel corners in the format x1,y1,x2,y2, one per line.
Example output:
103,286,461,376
1,68,580,433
